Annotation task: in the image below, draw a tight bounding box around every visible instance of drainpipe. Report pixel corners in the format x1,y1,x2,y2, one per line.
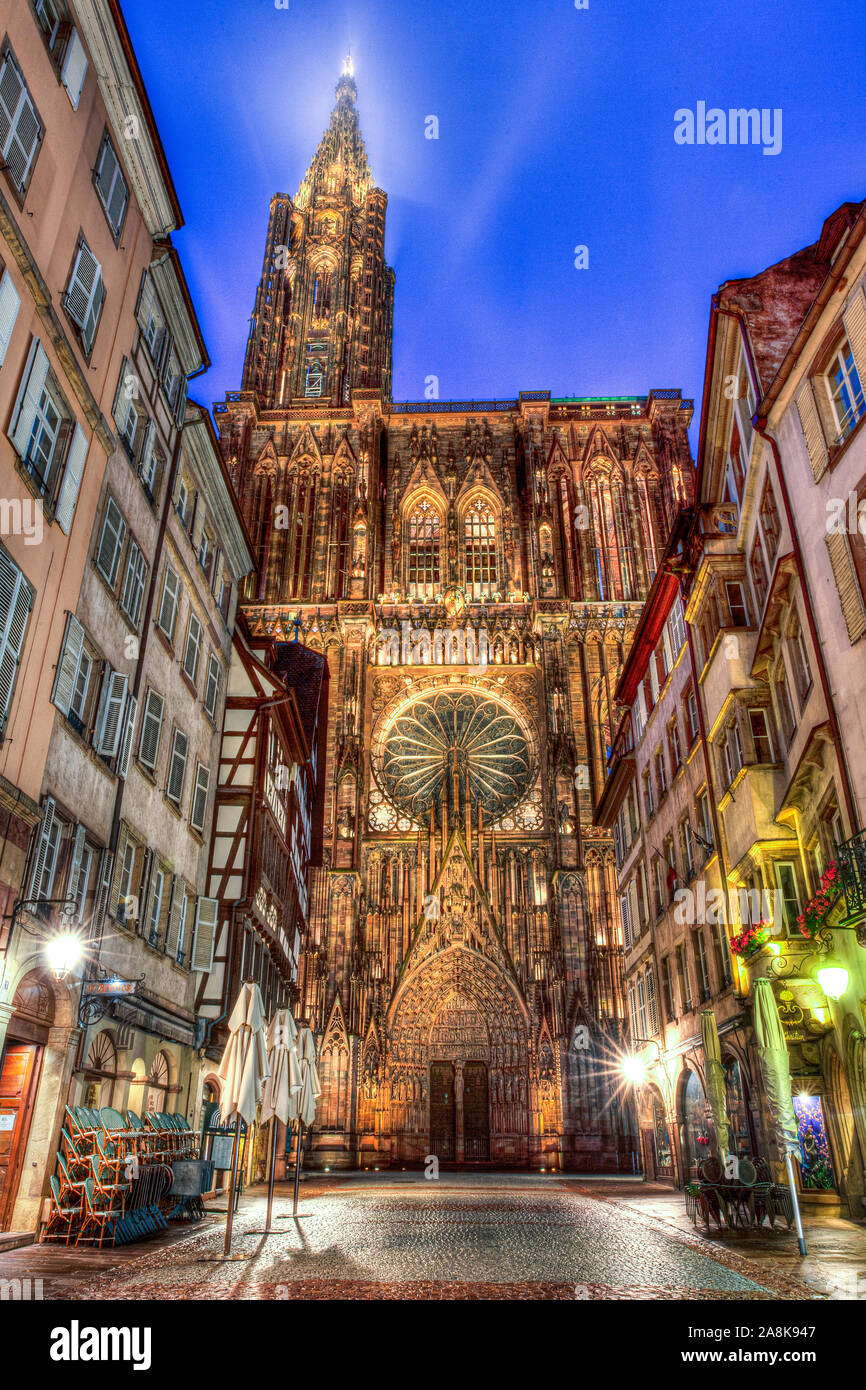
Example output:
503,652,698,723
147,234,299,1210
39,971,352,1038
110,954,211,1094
714,303,859,834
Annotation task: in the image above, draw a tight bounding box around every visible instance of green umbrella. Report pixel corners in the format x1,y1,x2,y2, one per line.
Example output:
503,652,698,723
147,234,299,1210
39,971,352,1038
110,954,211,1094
700,1009,730,1164
753,979,806,1255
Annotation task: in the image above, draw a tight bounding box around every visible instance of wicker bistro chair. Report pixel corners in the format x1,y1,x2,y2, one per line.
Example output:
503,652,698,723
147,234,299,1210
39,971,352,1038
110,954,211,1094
55,1152,88,1202
77,1176,123,1248
41,1175,81,1245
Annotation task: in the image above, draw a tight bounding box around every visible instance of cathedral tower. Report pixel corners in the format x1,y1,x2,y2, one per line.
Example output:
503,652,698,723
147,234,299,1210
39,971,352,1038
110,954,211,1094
242,58,394,408
216,65,695,1171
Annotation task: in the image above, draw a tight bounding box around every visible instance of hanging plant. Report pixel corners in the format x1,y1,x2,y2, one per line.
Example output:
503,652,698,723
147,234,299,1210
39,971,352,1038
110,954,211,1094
796,861,843,940
730,920,772,959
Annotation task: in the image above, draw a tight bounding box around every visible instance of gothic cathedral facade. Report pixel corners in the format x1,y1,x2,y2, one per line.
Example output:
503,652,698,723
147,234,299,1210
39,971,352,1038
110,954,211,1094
215,65,694,1169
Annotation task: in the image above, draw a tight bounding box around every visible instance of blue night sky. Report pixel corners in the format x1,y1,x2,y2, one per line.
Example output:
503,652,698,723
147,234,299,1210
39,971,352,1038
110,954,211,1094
123,0,866,446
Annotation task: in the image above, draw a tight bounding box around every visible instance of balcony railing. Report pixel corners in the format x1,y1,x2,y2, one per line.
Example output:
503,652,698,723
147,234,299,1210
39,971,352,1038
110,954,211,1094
837,829,866,920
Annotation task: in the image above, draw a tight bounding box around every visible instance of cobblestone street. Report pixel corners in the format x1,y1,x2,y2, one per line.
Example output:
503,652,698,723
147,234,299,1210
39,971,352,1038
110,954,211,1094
2,1175,864,1302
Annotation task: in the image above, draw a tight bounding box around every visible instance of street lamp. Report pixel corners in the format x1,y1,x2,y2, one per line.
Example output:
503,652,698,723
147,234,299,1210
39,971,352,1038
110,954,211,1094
44,932,83,981
815,956,849,1000
621,1054,648,1085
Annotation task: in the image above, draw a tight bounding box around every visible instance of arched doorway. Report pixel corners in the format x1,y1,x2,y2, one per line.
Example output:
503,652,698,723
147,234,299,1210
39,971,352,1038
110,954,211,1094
0,971,54,1229
679,1069,709,1180
823,1044,863,1214
724,1056,756,1158
650,1090,673,1180
80,1030,118,1110
146,1052,171,1114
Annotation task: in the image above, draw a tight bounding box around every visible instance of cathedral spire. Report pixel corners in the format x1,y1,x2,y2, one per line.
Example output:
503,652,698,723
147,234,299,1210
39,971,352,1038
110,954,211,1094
296,58,372,209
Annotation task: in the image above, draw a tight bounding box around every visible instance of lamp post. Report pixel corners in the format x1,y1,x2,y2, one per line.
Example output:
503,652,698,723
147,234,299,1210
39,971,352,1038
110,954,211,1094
620,1037,663,1179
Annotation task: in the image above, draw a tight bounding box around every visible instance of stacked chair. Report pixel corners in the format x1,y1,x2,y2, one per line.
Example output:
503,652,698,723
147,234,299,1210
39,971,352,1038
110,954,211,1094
40,1105,202,1247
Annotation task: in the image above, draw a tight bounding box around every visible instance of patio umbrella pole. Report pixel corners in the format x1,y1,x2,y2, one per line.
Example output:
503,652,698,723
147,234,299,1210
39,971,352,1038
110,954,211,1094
293,1119,304,1217
784,1151,807,1256
223,1119,242,1257
265,1119,278,1232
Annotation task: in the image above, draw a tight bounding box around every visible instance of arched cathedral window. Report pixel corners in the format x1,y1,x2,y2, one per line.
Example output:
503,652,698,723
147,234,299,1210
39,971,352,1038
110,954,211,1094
285,469,318,599
406,498,441,599
464,498,497,599
312,272,331,316
329,472,352,599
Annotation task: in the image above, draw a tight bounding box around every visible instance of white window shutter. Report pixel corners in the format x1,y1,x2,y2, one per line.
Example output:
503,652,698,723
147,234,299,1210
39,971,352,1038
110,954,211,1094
96,668,128,756
795,381,828,480
0,554,33,734
192,896,219,973
26,797,56,901
843,288,866,384
0,57,41,190
0,55,24,154
139,689,164,769
67,823,87,912
93,847,114,932
51,612,85,715
10,339,50,460
117,693,138,780
0,269,20,367
165,877,183,958
55,423,88,534
66,243,102,340
826,532,866,644
60,30,89,110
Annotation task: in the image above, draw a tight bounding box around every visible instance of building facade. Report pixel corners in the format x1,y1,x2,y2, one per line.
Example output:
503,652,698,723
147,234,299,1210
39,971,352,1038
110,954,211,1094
596,524,760,1187
216,65,695,1170
683,201,866,1215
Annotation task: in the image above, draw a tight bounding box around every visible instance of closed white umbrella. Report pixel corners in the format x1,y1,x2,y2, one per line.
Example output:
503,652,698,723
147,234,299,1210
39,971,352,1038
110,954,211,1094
256,1008,302,1233
292,1026,322,1215
753,979,806,1256
213,982,270,1258
700,1010,730,1165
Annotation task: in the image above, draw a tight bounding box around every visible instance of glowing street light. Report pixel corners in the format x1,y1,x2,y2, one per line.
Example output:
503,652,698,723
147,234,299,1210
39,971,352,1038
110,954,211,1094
621,1055,648,1085
816,957,849,1001
44,932,83,981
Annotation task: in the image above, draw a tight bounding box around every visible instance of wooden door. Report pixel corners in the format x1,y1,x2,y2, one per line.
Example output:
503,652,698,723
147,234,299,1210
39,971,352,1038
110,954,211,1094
463,1061,489,1161
0,1043,39,1230
429,1062,455,1161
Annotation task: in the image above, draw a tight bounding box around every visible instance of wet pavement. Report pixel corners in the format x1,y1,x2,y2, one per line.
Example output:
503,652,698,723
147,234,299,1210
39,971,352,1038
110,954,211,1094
2,1173,864,1301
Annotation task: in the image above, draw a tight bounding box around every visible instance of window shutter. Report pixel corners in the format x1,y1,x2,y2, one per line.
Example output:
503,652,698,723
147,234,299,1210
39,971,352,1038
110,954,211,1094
96,139,127,233
60,29,89,110
0,59,41,190
96,668,128,756
184,615,201,681
0,268,20,367
826,531,866,643
26,797,56,901
10,339,50,460
139,688,164,769
158,568,181,639
93,847,114,933
167,730,189,802
205,653,221,718
192,897,219,973
108,827,129,920
82,273,104,354
67,823,87,914
191,764,209,833
96,499,126,586
0,552,33,735
55,422,88,534
646,967,658,1035
121,543,146,625
165,878,184,959
51,612,85,715
843,288,866,384
795,381,828,480
66,243,103,350
117,693,138,779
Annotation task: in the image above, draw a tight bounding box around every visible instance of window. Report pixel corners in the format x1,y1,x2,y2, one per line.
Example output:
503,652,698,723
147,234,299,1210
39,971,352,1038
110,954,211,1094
642,769,654,819
52,612,93,729
163,349,185,420
33,0,63,51
305,358,324,397
190,763,209,833
157,567,181,642
147,866,165,946
682,819,695,880
788,619,813,708
0,546,34,736
775,663,796,744
685,686,700,743
138,688,164,771
759,476,781,561
35,813,62,901
676,944,692,1013
0,49,43,195
697,790,713,858
714,924,733,988
10,342,88,523
825,336,865,442
166,728,189,806
59,29,88,109
94,668,128,757
668,718,682,773
662,955,675,1021
116,835,137,923
139,429,163,502
176,477,190,527
668,599,686,657
198,529,215,585
464,498,497,598
68,829,93,922
183,613,202,685
722,721,744,787
725,580,749,628
655,747,667,798
65,238,104,354
406,499,441,599
96,498,127,588
93,133,128,236
120,541,147,627
748,708,774,764
620,891,633,950
136,276,166,366
694,930,711,1001
750,535,769,615
204,652,221,720
774,861,801,931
